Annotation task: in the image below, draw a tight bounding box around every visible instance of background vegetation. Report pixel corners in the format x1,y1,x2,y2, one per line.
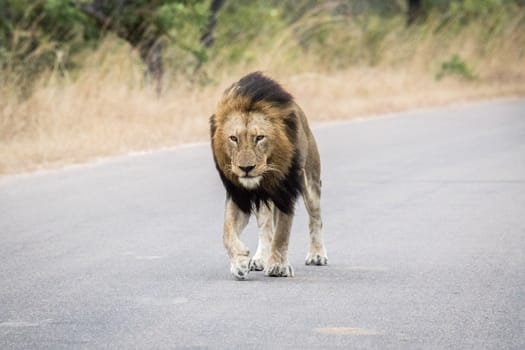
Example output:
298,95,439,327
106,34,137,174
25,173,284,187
1,0,524,174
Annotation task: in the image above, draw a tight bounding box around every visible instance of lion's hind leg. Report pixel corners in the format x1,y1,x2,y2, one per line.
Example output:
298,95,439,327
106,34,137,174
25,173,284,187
249,202,274,271
301,169,328,266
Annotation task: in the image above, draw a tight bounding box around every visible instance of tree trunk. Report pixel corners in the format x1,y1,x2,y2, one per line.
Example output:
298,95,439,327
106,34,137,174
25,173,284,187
139,39,164,96
74,0,164,95
407,0,422,26
200,0,225,48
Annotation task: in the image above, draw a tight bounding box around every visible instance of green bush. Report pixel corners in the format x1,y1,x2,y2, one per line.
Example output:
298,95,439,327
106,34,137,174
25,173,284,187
436,54,478,80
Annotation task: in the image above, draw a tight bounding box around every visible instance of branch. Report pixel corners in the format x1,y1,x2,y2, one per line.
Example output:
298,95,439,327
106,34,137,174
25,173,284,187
70,0,109,26
200,0,225,48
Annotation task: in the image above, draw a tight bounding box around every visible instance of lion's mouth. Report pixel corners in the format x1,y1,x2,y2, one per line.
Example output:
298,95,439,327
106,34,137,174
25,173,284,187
238,175,262,189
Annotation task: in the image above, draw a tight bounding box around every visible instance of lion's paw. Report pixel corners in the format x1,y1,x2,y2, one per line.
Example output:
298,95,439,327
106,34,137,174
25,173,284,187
264,263,294,277
249,258,265,271
230,258,250,280
305,253,328,266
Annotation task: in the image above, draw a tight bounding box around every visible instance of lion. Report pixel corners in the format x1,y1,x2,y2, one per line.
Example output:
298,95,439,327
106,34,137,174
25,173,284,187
210,72,328,280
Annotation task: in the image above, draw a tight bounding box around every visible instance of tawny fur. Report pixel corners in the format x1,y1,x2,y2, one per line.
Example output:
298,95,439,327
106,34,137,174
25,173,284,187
210,72,327,280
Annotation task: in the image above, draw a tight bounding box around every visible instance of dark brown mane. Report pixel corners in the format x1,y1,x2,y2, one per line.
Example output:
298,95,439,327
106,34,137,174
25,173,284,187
215,152,301,215
228,71,294,111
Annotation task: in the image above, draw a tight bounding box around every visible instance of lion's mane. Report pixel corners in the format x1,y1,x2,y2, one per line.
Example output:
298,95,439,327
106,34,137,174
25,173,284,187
210,72,302,215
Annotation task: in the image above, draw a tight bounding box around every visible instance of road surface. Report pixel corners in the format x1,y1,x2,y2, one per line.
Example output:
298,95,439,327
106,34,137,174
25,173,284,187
1,99,524,349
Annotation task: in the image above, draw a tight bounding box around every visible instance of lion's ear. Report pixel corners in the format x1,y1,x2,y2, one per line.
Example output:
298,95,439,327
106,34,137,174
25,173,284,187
210,114,217,137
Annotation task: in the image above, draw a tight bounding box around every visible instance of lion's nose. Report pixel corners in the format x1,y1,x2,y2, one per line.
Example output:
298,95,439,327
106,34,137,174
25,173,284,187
239,165,255,174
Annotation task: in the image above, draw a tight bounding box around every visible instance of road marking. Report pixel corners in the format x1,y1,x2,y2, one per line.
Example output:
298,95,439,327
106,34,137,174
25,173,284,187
342,266,389,272
172,297,189,304
135,297,188,306
315,327,379,335
135,255,166,260
0,319,53,328
0,321,40,327
120,252,166,260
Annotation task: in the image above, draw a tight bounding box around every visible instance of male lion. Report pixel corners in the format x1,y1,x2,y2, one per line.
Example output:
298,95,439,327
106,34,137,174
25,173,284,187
210,72,328,280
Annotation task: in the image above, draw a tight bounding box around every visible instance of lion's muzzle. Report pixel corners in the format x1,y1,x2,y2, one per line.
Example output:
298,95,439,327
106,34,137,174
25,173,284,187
237,150,256,173
238,165,255,175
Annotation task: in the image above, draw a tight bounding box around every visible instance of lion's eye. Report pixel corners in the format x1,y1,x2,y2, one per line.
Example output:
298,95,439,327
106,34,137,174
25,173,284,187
255,135,265,143
229,136,238,142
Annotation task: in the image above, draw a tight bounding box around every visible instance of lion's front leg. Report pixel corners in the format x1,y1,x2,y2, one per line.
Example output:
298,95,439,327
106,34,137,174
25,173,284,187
223,198,250,280
265,208,295,277
250,202,274,271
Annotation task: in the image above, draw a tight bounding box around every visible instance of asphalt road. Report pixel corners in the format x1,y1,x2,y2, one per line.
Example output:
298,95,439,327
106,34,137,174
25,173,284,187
1,99,524,349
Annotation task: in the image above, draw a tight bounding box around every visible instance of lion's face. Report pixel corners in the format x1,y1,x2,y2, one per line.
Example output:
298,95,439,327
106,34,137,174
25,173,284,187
221,112,275,189
211,76,297,194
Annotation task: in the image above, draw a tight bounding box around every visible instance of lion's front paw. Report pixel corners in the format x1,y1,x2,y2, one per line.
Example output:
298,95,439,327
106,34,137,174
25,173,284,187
264,263,294,277
249,258,265,271
230,257,250,280
305,252,328,266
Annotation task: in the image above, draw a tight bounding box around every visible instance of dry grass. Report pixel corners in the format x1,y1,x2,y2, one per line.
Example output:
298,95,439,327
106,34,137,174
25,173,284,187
1,68,523,175
1,16,524,175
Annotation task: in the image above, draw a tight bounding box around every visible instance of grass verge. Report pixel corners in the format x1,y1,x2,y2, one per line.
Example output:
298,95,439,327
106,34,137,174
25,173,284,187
1,8,524,175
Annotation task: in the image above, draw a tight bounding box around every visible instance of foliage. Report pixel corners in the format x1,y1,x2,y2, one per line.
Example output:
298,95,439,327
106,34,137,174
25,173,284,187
0,0,524,93
436,54,477,80
211,2,287,66
447,0,515,20
155,1,209,63
0,0,209,91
